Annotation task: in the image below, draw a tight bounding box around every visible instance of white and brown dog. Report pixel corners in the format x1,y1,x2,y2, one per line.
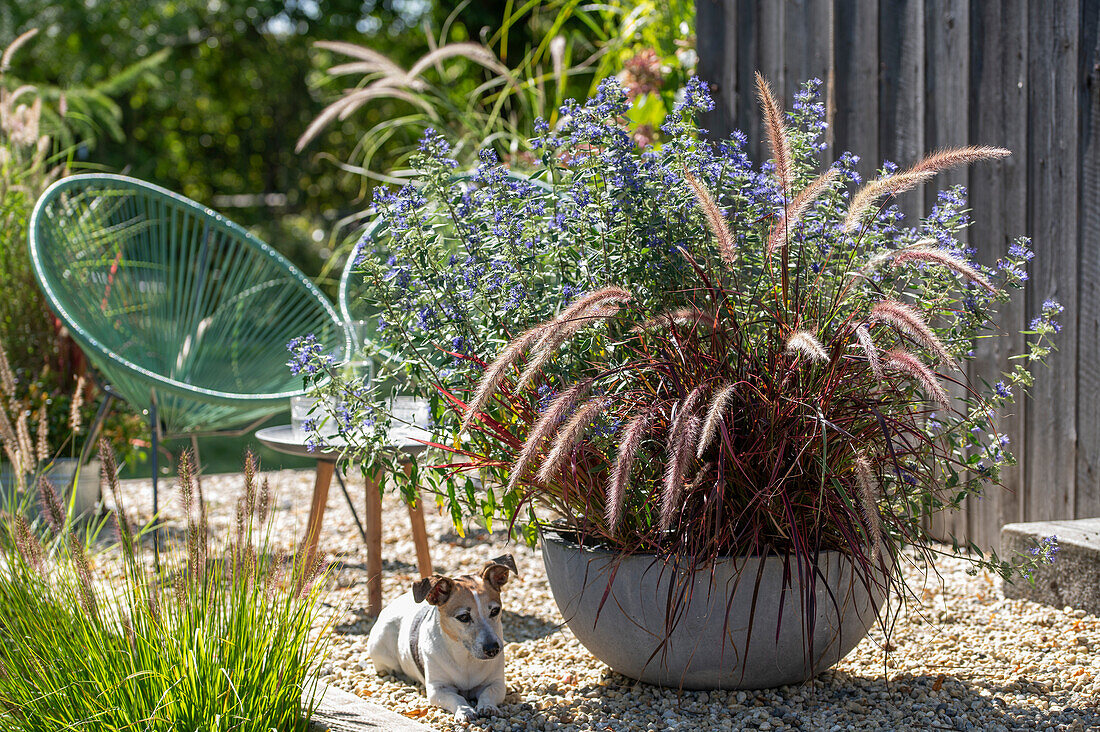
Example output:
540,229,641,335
367,555,519,722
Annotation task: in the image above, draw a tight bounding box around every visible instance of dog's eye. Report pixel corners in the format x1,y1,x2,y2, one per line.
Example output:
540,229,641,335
455,613,471,623
489,607,500,618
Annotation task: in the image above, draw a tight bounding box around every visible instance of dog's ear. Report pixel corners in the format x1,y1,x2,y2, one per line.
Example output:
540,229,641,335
412,575,454,605
480,554,519,591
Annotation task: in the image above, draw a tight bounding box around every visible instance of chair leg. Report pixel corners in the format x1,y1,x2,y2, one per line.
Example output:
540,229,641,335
365,466,383,615
403,462,432,579
149,401,160,569
334,469,368,546
299,460,334,581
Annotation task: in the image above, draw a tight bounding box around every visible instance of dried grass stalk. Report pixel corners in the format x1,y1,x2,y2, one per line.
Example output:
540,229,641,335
69,376,86,433
0,343,14,398
517,303,622,391
890,248,996,294
908,145,1011,175
1,28,38,73
766,168,839,254
854,325,884,381
685,170,737,266
506,380,593,492
755,72,793,191
697,383,737,458
537,397,609,483
661,415,700,532
883,349,950,409
660,386,707,531
464,286,630,435
870,299,955,368
631,307,713,334
843,146,1009,232
69,534,98,619
460,323,550,434
842,171,937,232
16,412,33,473
786,330,830,363
38,475,65,532
607,410,656,530
35,404,48,462
853,454,883,561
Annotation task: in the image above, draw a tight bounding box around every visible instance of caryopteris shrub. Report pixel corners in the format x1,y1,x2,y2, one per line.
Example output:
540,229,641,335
0,442,328,731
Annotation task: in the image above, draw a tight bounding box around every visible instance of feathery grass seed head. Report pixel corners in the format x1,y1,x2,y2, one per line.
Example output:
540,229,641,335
786,330,830,363
537,397,609,483
870,299,955,367
698,383,737,458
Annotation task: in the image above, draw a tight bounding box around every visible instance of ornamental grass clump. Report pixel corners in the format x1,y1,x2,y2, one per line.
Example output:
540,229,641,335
0,442,328,731
293,74,1060,588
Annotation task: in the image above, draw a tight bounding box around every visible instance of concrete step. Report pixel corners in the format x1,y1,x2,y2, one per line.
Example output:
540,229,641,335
1000,518,1100,615
305,680,433,732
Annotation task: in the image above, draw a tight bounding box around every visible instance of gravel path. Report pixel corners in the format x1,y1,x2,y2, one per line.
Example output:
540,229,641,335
107,467,1100,732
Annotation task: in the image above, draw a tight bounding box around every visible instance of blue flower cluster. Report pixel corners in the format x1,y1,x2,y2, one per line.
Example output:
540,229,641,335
287,334,334,376
1031,298,1065,333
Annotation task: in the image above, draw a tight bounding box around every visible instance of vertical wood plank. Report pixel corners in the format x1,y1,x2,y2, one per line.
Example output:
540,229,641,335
736,0,763,154
967,0,1029,554
879,0,926,225
1076,0,1100,518
697,0,737,140
924,0,971,546
783,1,835,98
784,0,837,160
758,0,786,112
833,0,879,180
1026,0,1079,524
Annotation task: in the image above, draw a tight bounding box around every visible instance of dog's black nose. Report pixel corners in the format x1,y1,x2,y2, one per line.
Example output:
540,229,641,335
482,642,501,658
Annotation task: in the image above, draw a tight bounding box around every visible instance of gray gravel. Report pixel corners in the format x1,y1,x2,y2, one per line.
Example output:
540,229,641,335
107,468,1100,732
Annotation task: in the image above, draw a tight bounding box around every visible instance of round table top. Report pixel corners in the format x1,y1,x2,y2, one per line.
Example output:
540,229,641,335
255,424,431,461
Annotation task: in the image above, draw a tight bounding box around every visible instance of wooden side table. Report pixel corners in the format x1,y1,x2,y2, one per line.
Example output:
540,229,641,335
255,425,433,615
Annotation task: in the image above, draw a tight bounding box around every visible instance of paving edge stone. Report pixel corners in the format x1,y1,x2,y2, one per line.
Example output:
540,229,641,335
304,679,434,732
1001,518,1100,616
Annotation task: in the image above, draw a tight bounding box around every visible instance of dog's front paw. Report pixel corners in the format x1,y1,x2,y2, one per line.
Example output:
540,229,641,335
454,705,479,723
476,703,500,717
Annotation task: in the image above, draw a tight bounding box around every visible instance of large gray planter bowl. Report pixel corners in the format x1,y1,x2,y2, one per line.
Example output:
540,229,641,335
540,531,888,689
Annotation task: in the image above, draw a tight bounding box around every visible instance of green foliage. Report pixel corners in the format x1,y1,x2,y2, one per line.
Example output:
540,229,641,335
0,31,148,467
0,447,328,731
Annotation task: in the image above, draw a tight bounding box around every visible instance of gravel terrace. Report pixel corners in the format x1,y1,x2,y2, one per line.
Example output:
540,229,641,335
104,467,1100,732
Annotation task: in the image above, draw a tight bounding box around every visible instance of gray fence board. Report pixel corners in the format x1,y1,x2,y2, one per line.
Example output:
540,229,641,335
1077,0,1100,518
1025,0,1079,525
698,0,1099,552
967,0,1029,552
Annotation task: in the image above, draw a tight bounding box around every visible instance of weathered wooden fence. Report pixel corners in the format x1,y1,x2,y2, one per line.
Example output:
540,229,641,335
696,0,1100,551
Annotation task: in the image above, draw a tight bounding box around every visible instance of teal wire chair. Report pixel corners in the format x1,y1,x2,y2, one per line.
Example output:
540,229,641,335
29,174,348,526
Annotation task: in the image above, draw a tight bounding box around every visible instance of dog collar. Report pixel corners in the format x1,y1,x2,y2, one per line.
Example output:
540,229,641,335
409,602,433,679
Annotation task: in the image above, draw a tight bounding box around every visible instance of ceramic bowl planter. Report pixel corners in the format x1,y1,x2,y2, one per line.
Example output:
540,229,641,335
540,529,888,690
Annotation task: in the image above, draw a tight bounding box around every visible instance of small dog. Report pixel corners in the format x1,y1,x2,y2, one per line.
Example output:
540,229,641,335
367,555,519,722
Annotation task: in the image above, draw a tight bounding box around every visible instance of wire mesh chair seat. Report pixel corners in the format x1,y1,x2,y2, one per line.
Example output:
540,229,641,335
29,174,347,528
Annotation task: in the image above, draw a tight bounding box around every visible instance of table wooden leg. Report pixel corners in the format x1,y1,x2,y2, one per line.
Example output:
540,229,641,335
299,460,334,577
404,462,433,578
365,466,383,615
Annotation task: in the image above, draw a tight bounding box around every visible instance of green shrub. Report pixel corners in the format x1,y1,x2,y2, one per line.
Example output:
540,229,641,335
0,444,328,731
